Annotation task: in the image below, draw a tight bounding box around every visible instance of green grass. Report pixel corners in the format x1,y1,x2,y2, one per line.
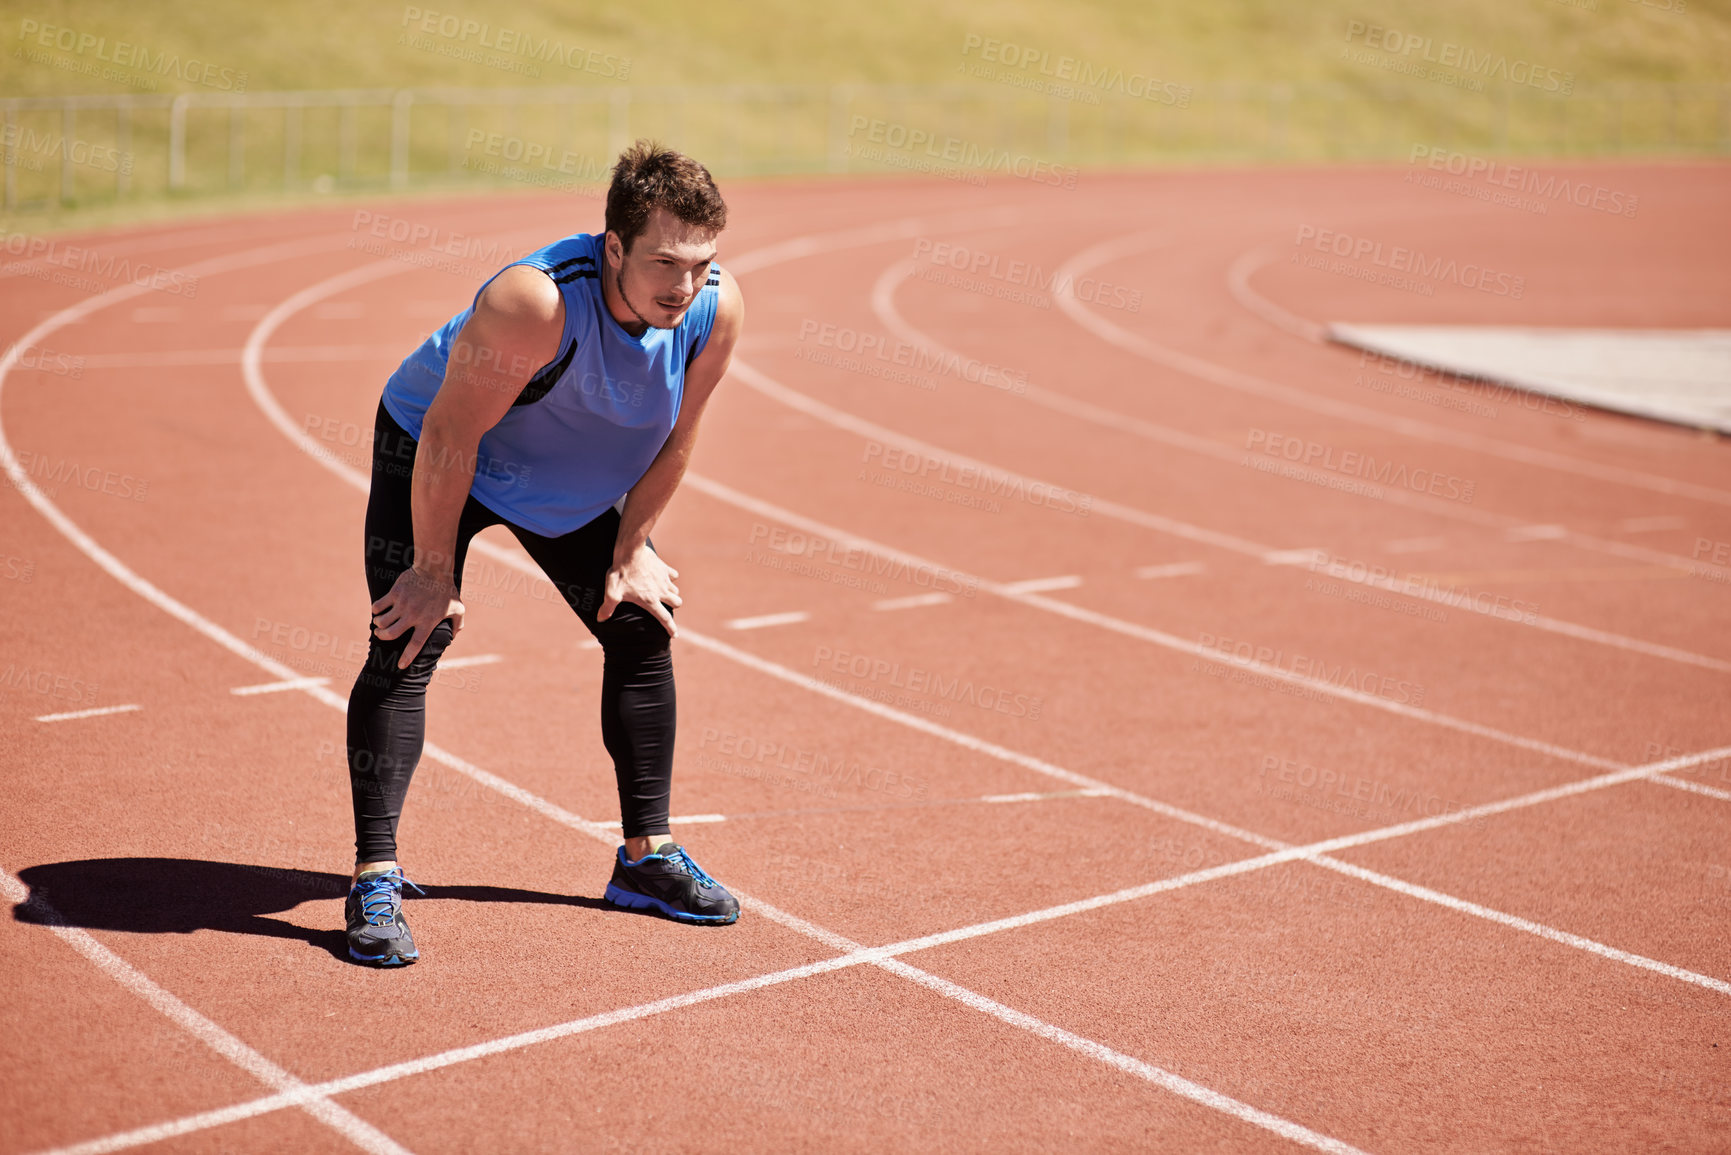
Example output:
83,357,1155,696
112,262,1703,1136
5,0,1728,94
3,0,1727,230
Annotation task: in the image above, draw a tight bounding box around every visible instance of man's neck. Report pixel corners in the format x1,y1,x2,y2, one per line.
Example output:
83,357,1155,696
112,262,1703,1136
601,260,650,338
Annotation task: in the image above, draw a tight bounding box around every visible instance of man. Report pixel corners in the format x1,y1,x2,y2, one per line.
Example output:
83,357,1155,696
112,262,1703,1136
343,141,744,966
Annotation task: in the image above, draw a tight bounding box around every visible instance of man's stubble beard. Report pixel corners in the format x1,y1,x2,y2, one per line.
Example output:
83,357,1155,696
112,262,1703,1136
614,260,685,331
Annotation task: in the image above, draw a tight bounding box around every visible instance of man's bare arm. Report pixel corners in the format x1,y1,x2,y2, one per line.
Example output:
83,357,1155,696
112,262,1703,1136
598,267,745,635
370,265,565,667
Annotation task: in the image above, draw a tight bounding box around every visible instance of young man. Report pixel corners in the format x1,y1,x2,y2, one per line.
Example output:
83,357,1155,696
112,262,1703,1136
343,141,744,966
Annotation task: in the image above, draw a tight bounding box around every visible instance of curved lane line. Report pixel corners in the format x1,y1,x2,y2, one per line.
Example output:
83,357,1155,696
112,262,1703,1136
243,238,1731,1009
1056,231,1731,517
236,227,1373,1155
8,212,1724,1155
868,250,1731,674
0,232,419,1155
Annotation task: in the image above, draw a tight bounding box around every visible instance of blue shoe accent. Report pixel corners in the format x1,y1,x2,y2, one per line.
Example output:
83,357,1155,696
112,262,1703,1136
603,880,736,923
344,867,424,966
348,944,418,965
605,844,740,924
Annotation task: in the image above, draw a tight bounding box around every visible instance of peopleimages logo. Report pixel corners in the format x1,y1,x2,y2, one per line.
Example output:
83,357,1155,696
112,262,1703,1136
1342,20,1574,94
846,116,1079,190
861,442,1092,517
1194,631,1427,707
1293,225,1524,299
1306,551,1540,625
911,239,1142,312
1245,428,1476,504
15,19,248,91
744,523,979,599
0,229,198,297
0,124,132,175
1407,145,1638,219
960,34,1191,107
813,645,1045,720
399,7,630,78
796,319,1029,395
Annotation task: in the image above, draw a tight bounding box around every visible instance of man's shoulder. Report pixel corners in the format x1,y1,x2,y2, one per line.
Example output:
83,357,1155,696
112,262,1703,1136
517,231,603,284
476,264,564,328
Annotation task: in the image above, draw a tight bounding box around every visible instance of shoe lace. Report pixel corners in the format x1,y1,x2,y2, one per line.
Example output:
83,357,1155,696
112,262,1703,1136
665,846,715,889
356,871,425,926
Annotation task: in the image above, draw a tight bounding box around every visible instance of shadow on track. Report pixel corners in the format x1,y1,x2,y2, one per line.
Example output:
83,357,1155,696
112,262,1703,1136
11,857,611,961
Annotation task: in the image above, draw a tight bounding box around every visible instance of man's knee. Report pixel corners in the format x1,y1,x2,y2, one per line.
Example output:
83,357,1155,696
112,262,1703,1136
356,619,456,690
593,603,672,656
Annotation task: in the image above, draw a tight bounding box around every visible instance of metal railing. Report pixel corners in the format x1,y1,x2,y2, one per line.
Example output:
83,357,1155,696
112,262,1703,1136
3,81,1727,211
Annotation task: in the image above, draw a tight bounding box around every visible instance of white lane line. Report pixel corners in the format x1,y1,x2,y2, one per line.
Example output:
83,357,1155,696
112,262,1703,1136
873,956,1369,1155
687,473,1627,774
863,267,1272,560
1261,548,1329,566
34,704,141,722
681,625,1277,848
0,230,425,1155
1217,241,1731,510
872,591,954,610
873,254,1256,471
1000,575,1083,594
1307,856,1731,996
603,814,728,827
20,212,1724,1155
436,653,503,670
724,206,1026,277
981,789,1113,803
1649,774,1731,803
874,246,1731,667
2,870,414,1155
729,357,1731,674
231,676,330,696
1506,524,1569,543
1134,562,1207,580
897,237,1731,570
37,222,1703,1155
1619,515,1687,533
228,252,1372,1152
38,892,1376,1155
732,362,1269,556
1307,560,1731,674
830,218,1731,597
20,953,868,1155
3,506,1350,1155
687,623,1731,984
725,610,812,631
69,346,409,370
1148,241,1731,556
1384,536,1446,554
59,730,1731,1155
1023,583,1686,766
260,202,1725,992
11,392,1714,1155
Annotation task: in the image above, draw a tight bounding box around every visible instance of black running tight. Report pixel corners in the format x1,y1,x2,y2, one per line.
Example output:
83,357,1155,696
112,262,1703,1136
346,401,675,862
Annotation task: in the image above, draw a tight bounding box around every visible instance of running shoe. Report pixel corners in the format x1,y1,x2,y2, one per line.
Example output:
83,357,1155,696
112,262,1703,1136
345,867,423,966
604,844,740,924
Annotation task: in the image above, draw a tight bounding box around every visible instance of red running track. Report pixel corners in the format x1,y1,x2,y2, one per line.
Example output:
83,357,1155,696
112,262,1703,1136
1,163,1728,1153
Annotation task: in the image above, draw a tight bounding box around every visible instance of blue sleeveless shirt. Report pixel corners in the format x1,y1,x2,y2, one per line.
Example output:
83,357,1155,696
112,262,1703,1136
381,231,722,537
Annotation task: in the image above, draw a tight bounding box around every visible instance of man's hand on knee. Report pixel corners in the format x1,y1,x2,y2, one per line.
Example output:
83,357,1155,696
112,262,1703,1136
371,567,466,668
598,542,680,637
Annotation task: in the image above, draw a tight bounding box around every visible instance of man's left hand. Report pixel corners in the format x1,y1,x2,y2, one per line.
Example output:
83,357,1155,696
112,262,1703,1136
598,543,681,636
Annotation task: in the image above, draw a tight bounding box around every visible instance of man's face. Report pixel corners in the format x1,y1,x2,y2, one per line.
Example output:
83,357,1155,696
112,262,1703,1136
607,207,719,330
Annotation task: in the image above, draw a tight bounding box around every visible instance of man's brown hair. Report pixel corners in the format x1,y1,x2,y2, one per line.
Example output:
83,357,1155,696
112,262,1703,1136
604,140,728,252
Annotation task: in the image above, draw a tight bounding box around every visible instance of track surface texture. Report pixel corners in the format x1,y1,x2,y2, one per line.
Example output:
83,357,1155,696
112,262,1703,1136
2,164,1728,1154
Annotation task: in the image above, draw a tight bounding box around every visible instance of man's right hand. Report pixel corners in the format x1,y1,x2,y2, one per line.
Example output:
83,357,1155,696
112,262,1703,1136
370,567,465,669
